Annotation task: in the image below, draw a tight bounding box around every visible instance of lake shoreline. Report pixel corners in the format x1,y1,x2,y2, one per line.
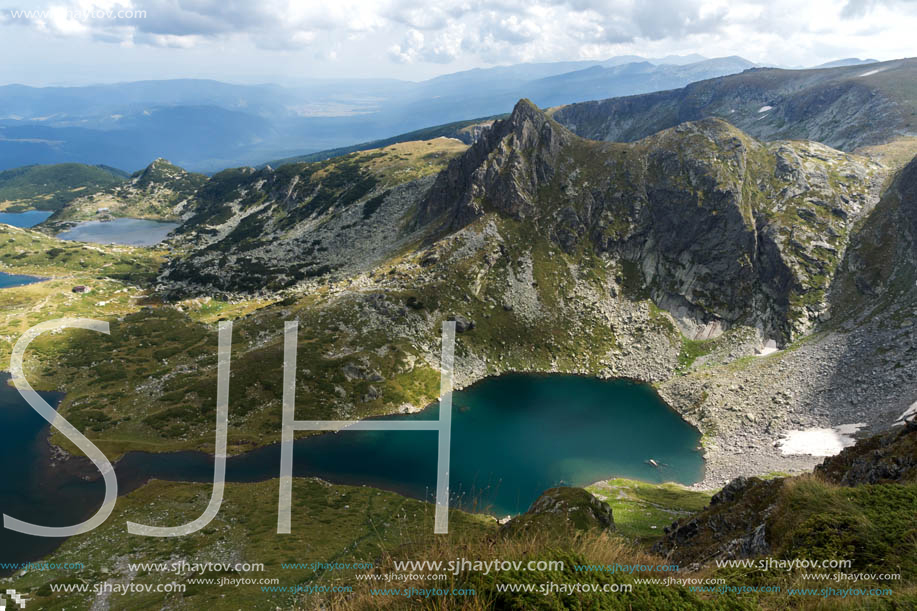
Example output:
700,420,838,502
6,353,839,498
4,373,705,571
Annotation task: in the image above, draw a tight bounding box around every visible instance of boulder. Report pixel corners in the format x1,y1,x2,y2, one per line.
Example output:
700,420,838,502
448,314,475,333
501,487,614,536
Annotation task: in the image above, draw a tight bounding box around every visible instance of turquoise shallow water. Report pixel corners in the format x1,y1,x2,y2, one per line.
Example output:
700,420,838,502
121,374,705,516
0,372,703,567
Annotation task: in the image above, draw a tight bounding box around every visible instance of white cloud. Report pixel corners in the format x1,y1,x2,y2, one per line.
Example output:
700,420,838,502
1,0,917,81
389,28,425,63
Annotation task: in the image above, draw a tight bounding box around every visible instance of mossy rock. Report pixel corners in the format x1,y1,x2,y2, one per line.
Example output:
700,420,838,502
501,487,615,536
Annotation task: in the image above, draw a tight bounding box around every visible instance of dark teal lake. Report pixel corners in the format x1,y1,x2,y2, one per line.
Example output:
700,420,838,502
0,373,703,568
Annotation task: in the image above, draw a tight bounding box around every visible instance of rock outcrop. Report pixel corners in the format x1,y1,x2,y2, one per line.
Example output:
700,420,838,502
815,427,917,485
654,428,917,566
501,487,615,536
653,476,780,564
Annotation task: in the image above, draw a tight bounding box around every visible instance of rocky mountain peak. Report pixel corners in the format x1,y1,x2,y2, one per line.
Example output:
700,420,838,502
133,158,181,184
413,97,885,341
416,98,573,232
124,158,207,199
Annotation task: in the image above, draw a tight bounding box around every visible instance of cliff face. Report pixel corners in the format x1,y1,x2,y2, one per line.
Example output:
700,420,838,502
417,99,571,230
418,100,884,341
828,155,917,325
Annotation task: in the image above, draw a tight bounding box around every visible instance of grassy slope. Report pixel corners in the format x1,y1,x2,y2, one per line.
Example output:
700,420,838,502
9,479,495,611
701,476,917,608
0,225,163,367
587,478,713,541
0,163,127,212
16,471,914,609
6,478,738,611
262,116,504,168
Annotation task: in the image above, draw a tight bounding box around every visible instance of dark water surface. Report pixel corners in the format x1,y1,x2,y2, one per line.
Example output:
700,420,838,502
0,373,703,568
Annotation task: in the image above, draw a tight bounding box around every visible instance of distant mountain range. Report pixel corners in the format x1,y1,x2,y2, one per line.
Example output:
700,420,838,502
814,58,879,68
0,55,755,172
550,58,917,152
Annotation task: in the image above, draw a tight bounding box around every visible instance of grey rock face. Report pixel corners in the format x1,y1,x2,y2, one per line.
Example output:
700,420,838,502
815,428,917,485
417,99,571,232
417,100,884,342
653,476,781,563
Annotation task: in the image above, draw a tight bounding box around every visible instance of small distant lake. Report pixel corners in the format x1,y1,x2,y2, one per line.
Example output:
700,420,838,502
0,210,53,228
0,271,43,289
57,218,179,246
0,373,703,569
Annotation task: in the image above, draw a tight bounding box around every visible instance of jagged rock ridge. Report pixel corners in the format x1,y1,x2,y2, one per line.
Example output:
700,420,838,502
419,100,884,341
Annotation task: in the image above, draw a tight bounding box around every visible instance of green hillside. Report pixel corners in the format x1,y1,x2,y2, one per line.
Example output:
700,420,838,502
263,114,504,168
0,163,128,211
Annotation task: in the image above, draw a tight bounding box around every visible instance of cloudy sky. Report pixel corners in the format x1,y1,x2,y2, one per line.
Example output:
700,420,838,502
1,0,915,85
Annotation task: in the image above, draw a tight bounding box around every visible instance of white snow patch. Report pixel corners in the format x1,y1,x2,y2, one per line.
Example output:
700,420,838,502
756,339,779,356
858,69,881,77
893,401,917,426
778,423,866,456
758,105,773,113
